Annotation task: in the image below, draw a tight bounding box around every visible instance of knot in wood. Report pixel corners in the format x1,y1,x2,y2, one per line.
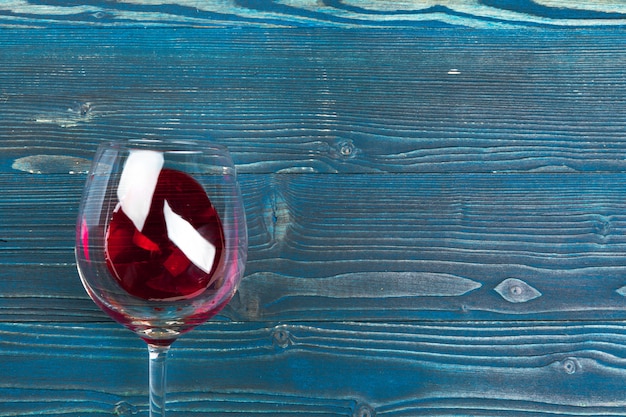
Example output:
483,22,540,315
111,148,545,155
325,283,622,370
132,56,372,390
354,403,375,417
113,401,138,416
272,327,291,348
561,358,580,375
332,139,358,160
494,278,542,303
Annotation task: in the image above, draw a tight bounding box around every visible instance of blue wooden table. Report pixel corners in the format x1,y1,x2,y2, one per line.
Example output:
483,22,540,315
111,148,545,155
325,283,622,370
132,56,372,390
3,2,626,416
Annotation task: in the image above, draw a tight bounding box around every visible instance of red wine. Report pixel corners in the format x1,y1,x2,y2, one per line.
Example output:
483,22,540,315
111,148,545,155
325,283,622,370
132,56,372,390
105,168,224,301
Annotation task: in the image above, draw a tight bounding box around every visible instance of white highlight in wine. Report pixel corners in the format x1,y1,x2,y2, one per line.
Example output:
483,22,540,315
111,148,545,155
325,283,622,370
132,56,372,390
163,200,216,274
117,150,164,232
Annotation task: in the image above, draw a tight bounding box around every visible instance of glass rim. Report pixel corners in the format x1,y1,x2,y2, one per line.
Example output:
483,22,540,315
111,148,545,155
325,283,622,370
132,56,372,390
99,138,230,154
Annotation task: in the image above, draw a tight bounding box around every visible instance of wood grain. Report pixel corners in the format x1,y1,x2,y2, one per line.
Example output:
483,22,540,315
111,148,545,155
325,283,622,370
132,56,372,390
4,28,626,322
4,171,626,322
3,321,626,416
2,1,626,28
237,172,626,321
3,8,626,415
2,29,626,174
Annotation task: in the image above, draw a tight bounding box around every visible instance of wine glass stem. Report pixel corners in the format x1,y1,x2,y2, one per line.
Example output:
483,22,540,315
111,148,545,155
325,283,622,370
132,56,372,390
148,344,170,417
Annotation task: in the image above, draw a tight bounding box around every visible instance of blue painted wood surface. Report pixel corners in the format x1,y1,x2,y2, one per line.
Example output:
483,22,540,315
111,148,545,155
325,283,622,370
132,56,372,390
3,2,626,416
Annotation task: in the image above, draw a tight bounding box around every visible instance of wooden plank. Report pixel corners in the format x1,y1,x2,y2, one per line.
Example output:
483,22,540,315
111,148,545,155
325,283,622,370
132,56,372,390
237,172,626,321
4,172,626,321
2,321,626,416
2,1,626,28
2,29,626,174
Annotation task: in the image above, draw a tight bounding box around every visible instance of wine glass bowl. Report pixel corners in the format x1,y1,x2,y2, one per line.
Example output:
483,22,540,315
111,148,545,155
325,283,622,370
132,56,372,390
75,139,247,415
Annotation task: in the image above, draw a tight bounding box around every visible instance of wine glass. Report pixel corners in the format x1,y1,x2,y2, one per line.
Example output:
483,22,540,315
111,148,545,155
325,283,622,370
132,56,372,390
75,139,247,416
